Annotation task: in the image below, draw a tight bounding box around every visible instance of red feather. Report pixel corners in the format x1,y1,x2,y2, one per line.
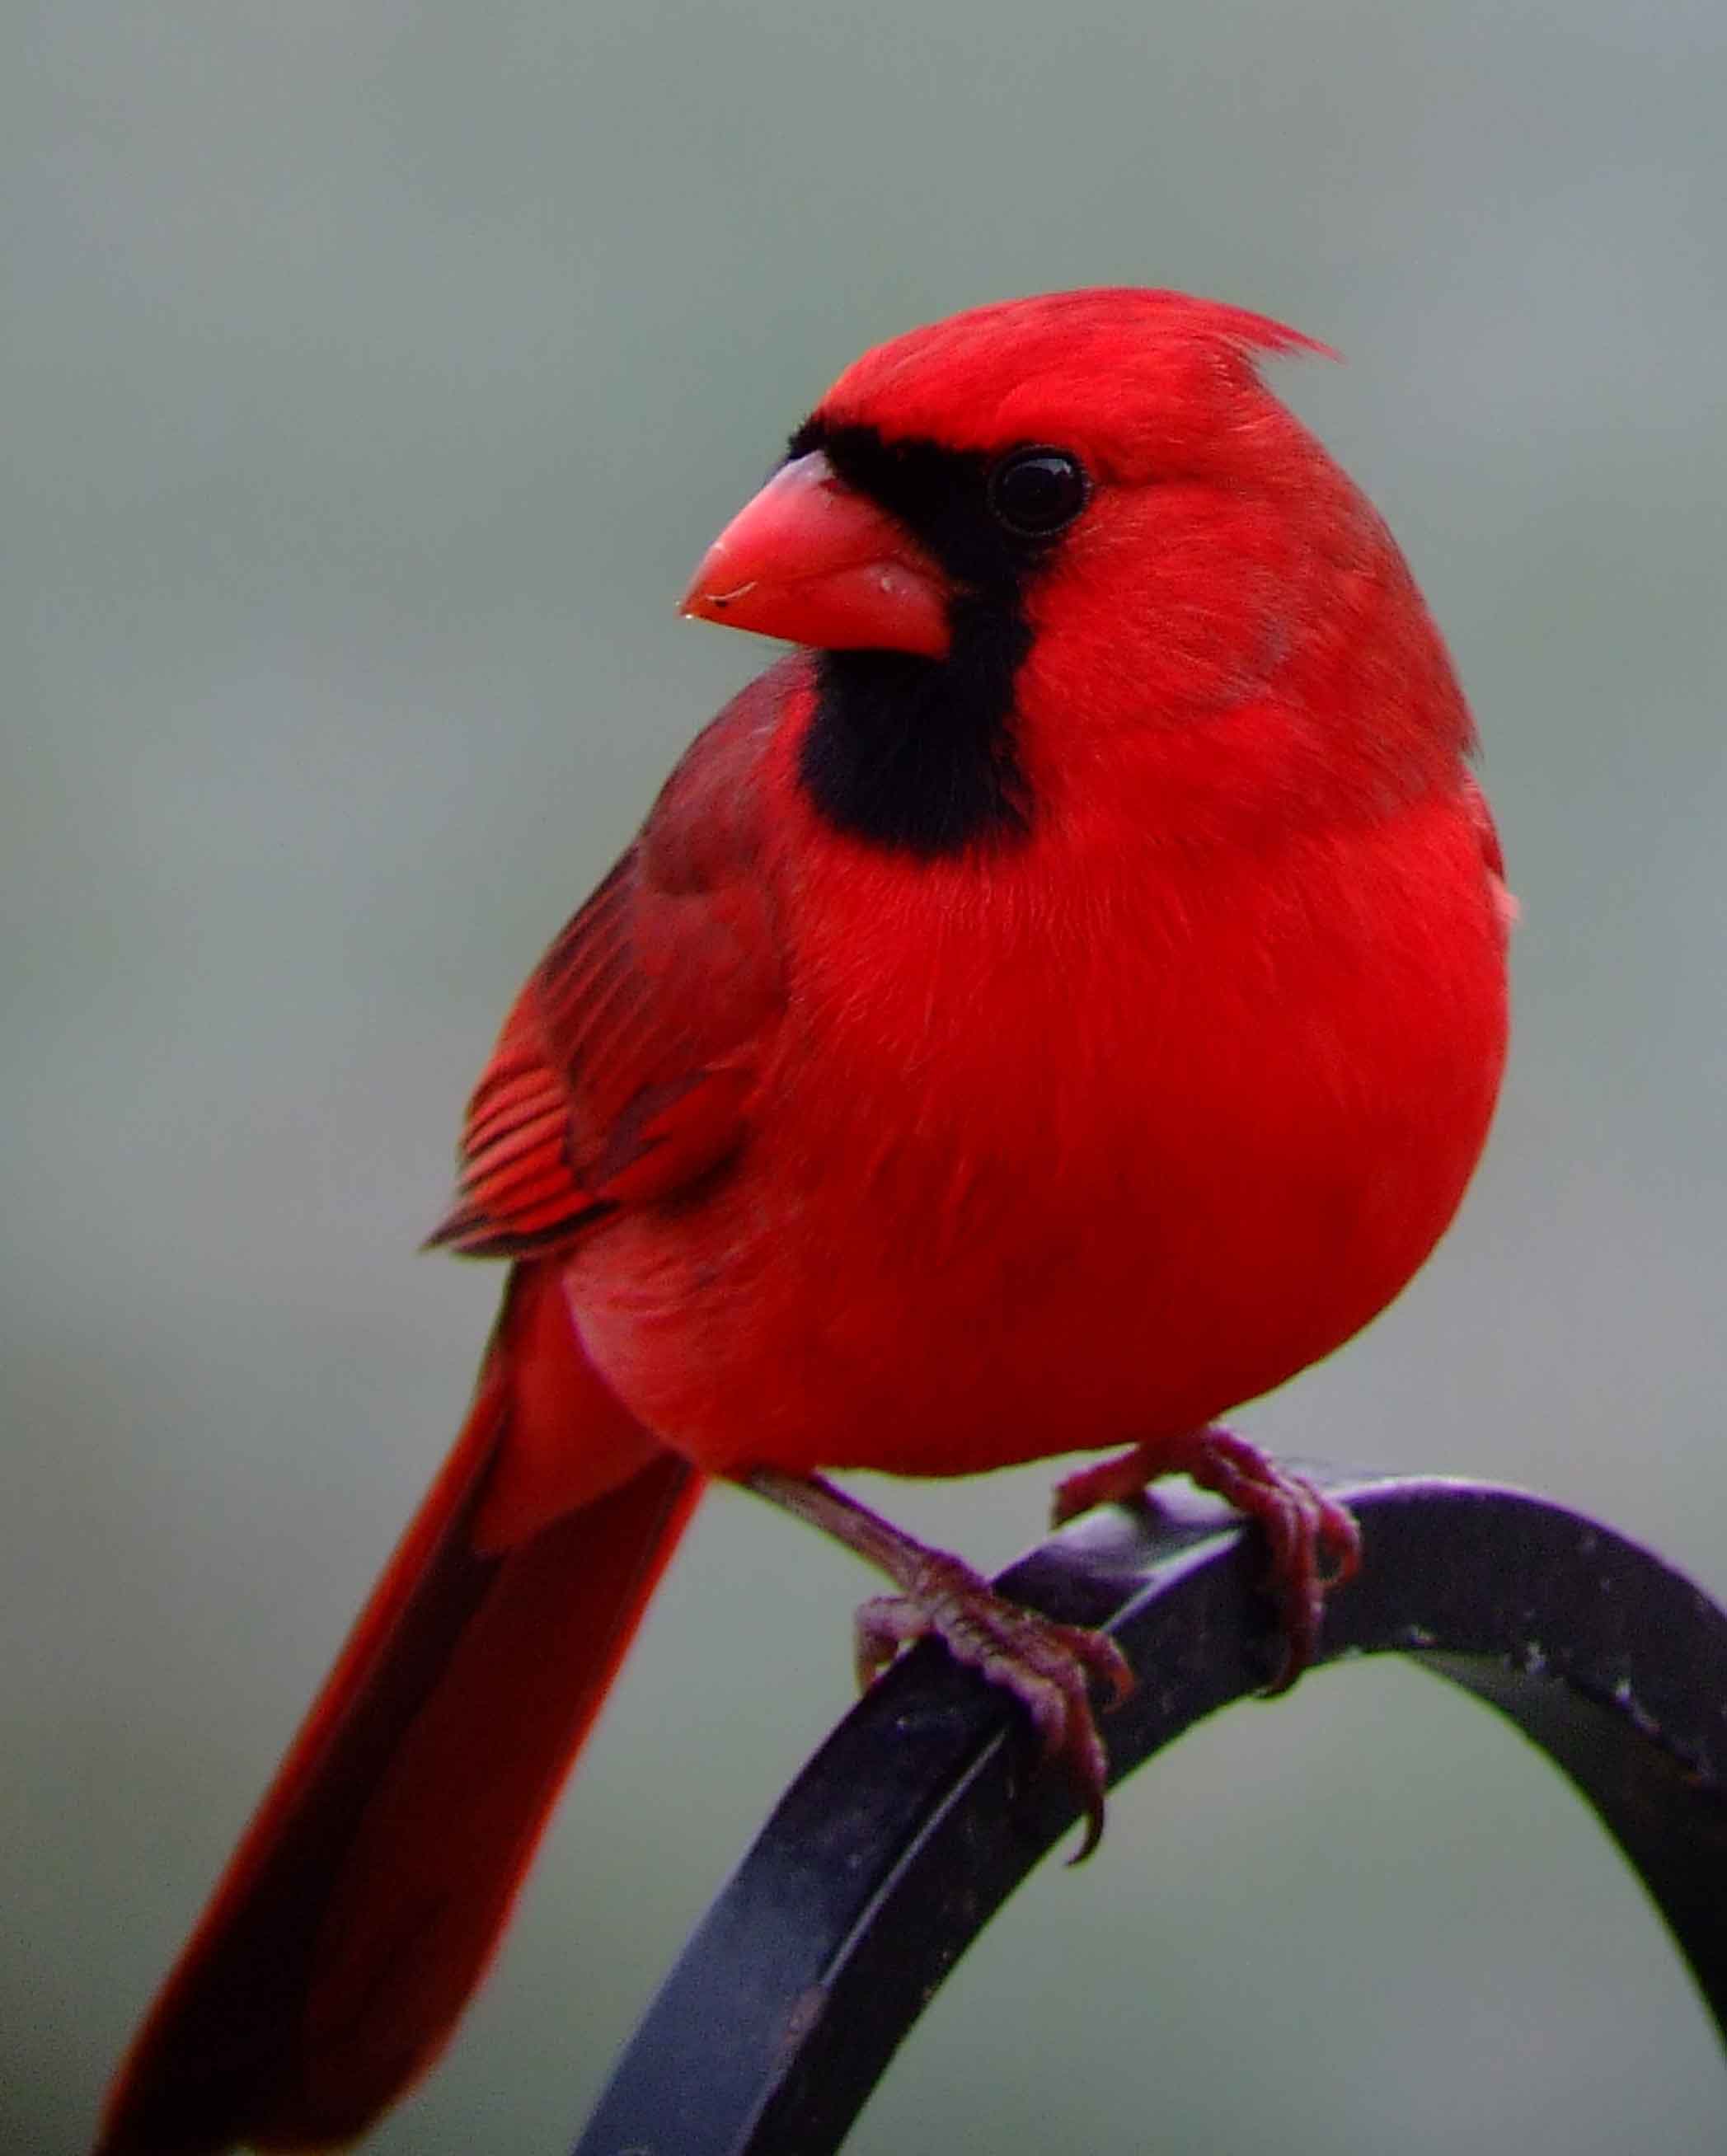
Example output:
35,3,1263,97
432,689,785,1257
98,289,1511,2153
96,1272,699,2155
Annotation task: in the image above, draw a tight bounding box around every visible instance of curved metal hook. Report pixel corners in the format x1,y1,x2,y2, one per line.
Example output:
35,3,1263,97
571,1470,1727,2156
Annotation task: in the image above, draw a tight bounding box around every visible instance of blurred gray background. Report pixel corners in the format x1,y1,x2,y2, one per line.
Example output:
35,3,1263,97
5,2,1725,2150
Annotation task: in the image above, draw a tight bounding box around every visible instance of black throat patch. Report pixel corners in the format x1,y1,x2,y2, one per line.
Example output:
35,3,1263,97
789,419,1038,859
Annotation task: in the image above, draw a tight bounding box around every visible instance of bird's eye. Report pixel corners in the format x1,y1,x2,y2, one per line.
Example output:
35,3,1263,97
986,448,1088,540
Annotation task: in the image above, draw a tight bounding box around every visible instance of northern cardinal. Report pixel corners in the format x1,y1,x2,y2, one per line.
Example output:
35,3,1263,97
96,288,1509,2154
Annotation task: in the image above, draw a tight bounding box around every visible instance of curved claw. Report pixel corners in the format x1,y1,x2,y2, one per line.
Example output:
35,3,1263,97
853,1554,1133,1860
1051,1427,1362,1694
1185,1432,1361,1692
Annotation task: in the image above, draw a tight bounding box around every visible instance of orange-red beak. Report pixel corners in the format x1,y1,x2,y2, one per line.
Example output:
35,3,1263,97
680,451,951,658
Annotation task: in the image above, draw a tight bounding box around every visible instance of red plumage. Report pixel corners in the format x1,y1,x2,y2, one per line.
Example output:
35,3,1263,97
96,1269,697,2154
97,289,1509,2153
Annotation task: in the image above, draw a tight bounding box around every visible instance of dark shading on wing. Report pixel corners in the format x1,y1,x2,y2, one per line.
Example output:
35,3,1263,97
431,681,789,1258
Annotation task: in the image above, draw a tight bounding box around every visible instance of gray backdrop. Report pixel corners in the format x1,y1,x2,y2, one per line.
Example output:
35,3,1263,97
6,2,1725,2150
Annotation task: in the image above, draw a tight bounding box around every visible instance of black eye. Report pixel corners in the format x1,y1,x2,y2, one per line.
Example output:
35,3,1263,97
986,448,1088,540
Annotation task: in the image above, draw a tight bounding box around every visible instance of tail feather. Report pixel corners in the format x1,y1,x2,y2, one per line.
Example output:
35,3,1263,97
96,1335,701,2156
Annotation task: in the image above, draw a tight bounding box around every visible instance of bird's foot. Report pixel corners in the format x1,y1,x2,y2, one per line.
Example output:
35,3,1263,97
1052,1425,1360,1693
743,1468,1133,1858
856,1551,1133,1860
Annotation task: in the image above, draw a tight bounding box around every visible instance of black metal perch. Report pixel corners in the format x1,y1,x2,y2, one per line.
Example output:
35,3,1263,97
570,1469,1727,2156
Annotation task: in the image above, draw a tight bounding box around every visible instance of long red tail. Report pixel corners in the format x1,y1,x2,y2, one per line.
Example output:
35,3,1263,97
96,1272,702,2156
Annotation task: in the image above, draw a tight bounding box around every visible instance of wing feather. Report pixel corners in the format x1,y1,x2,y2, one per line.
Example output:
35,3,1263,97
429,678,789,1259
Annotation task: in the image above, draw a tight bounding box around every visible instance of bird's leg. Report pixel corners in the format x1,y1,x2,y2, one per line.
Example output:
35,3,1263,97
744,1468,1133,1858
1051,1426,1361,1693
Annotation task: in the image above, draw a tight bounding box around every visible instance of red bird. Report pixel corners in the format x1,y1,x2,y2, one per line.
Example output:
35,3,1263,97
97,289,1509,2154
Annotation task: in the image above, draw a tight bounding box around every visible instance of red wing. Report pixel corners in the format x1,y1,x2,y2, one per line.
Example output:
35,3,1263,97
429,983,615,1259
430,679,789,1259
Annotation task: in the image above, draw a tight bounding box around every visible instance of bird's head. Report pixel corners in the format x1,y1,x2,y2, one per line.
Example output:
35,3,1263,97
684,289,1471,855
